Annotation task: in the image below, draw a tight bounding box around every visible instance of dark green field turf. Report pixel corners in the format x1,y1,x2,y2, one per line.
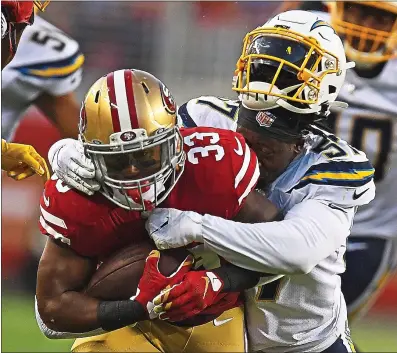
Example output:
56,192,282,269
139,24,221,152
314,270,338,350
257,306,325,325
2,294,396,352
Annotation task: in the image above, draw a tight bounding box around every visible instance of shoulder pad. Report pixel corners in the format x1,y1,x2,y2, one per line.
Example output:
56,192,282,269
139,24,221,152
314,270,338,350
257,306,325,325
178,96,238,130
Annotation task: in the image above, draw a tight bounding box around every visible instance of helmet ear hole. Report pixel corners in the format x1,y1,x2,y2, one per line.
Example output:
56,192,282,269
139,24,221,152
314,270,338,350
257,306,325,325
94,91,100,103
329,85,337,95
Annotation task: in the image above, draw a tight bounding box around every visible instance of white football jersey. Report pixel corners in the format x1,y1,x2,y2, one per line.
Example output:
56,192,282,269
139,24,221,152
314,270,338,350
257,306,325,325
1,16,84,140
310,11,397,241
178,96,375,352
330,60,397,241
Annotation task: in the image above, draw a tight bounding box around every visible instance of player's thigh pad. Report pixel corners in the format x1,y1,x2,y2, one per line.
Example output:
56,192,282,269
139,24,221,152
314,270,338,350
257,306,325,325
137,306,246,353
341,237,395,321
71,326,160,352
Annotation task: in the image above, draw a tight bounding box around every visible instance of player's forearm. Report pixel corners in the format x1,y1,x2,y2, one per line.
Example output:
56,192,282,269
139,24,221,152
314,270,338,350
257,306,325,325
37,291,101,333
213,263,263,292
37,292,146,334
202,200,350,274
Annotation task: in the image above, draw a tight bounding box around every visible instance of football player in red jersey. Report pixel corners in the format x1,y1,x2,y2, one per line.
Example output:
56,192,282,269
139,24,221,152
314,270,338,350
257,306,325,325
35,69,278,352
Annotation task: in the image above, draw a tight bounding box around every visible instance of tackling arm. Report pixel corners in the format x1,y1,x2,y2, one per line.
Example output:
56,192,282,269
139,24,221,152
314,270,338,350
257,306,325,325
148,199,350,275
206,189,280,291
202,199,350,274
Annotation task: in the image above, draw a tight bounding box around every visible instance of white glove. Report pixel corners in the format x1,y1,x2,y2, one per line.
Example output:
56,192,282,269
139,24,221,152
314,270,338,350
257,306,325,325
145,208,203,250
48,139,100,196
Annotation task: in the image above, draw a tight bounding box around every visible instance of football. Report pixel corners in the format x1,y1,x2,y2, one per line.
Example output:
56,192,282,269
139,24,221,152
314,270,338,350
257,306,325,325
85,240,190,301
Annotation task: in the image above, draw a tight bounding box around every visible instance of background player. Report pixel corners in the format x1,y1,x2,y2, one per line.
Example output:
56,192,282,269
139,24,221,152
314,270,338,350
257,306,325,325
1,1,50,181
273,0,397,324
2,8,84,142
324,0,397,324
36,69,278,352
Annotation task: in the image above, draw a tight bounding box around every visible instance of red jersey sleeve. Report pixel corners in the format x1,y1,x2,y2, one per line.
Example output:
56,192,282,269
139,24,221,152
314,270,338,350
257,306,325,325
230,131,260,213
38,176,144,258
168,127,259,219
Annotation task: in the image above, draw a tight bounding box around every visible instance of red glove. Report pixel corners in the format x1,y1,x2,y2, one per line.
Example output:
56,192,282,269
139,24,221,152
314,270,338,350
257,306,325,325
153,270,225,322
200,292,242,316
133,250,194,319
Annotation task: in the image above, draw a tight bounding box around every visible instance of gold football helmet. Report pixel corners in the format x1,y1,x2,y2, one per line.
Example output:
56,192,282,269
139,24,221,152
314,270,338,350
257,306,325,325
330,1,397,64
79,69,185,211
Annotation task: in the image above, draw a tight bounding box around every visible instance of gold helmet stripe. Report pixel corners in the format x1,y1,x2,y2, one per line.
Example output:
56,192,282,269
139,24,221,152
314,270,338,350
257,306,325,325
106,70,139,132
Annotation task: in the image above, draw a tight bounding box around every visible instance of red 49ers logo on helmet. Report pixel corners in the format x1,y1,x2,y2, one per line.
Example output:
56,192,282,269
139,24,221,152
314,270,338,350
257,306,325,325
160,83,177,115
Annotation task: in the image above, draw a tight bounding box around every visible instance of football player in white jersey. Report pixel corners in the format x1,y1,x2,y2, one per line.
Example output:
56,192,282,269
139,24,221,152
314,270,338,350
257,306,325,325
2,12,84,141
147,12,377,352
1,1,51,182
322,0,397,324
45,11,373,352
278,0,397,324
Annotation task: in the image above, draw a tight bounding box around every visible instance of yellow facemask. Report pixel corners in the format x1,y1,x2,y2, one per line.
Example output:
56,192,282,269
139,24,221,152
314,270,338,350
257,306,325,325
233,27,341,107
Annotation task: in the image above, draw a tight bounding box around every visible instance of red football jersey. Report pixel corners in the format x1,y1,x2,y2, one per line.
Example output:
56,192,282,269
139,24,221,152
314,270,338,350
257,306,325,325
39,127,259,259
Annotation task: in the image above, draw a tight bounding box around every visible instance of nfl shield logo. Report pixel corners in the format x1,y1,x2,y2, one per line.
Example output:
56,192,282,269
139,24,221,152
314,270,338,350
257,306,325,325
256,111,276,127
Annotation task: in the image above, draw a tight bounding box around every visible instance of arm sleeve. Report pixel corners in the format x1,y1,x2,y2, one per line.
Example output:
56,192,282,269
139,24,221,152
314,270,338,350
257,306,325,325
201,199,351,275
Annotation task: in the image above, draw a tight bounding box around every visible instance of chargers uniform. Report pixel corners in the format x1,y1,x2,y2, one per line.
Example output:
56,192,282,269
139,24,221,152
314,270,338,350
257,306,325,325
309,10,397,322
2,16,84,140
178,96,375,352
39,127,259,352
329,57,397,319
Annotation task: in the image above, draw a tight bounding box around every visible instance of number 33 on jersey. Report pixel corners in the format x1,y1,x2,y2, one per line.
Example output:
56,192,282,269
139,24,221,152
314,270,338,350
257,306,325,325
163,127,260,218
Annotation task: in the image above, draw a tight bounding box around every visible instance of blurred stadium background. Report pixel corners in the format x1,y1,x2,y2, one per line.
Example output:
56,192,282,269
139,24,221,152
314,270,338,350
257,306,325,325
2,1,396,352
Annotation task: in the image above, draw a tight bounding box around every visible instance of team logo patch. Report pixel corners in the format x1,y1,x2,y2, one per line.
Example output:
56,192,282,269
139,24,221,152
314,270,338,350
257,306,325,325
256,111,276,127
79,104,87,134
160,83,177,115
120,131,137,141
310,20,336,34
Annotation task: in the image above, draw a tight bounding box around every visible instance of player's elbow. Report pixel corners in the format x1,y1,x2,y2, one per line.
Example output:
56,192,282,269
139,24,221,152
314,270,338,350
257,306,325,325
282,255,317,275
290,260,315,274
36,297,64,333
35,298,62,339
